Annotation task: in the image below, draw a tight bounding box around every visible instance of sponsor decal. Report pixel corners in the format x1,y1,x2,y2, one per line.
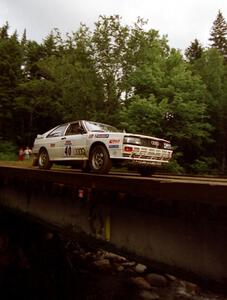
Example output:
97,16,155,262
151,140,159,147
109,145,119,148
50,143,55,147
95,134,109,138
109,139,120,144
131,153,139,158
64,140,72,145
73,148,86,156
65,146,72,156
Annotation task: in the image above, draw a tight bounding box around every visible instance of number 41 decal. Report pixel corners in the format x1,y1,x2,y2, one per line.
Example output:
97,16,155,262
65,146,71,156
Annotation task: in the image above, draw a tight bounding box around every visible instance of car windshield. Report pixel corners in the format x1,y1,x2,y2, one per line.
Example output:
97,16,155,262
84,121,119,133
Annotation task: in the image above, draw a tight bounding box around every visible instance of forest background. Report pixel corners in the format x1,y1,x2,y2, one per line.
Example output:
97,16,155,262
0,11,226,174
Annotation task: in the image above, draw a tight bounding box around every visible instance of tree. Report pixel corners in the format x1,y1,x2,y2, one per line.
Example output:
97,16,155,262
191,48,227,172
90,15,130,121
123,47,212,172
13,33,62,145
89,16,170,124
0,23,23,142
185,39,203,62
209,10,227,59
37,28,105,124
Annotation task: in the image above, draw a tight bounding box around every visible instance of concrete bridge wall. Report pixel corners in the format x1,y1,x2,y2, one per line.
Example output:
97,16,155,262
0,166,227,286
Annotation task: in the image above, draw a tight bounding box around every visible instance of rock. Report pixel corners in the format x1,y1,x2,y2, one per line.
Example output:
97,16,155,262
182,280,199,295
84,251,92,258
103,251,127,262
122,261,136,267
117,265,124,272
130,276,152,290
176,286,194,299
45,232,54,240
123,267,136,275
134,263,147,273
165,273,177,281
139,290,160,300
112,262,125,272
93,258,111,271
146,273,168,287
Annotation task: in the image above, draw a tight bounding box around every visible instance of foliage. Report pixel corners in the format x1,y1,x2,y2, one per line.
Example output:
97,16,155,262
185,39,203,62
120,95,169,136
191,48,227,172
0,23,23,141
0,12,227,174
0,140,17,160
189,157,218,175
123,46,213,171
209,10,227,59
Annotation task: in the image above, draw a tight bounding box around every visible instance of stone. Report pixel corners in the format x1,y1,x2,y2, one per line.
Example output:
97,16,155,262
139,290,160,300
122,261,136,267
146,273,168,287
93,258,111,271
183,281,199,294
117,265,124,272
103,251,127,262
134,263,147,273
165,273,177,281
130,276,152,290
176,286,194,299
179,280,199,295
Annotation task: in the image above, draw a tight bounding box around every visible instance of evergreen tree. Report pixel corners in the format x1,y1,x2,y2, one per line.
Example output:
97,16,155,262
0,23,23,142
209,10,227,59
0,22,9,39
14,34,62,145
185,39,203,62
38,28,105,124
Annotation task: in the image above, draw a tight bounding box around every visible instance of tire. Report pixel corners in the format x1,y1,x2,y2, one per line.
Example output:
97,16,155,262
38,149,52,170
32,156,38,166
81,160,90,173
89,145,111,174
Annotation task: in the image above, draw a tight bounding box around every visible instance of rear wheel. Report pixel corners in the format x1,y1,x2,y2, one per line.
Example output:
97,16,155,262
38,149,52,170
89,145,111,174
81,160,90,172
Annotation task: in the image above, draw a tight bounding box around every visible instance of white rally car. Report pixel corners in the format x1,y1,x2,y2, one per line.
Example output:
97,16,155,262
33,120,173,175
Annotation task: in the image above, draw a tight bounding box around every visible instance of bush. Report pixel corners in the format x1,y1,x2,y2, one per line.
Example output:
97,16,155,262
162,158,185,174
0,140,17,161
190,157,218,175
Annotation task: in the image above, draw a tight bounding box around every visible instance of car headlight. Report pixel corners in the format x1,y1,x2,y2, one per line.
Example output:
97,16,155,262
163,142,172,150
123,136,141,145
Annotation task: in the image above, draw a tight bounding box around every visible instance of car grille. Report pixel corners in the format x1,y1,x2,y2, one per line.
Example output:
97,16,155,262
140,138,163,149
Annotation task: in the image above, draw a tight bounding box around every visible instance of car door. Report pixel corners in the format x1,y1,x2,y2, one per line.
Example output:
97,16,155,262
45,124,68,159
59,122,88,161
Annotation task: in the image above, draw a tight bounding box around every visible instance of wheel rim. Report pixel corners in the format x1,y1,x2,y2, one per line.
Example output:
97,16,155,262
92,149,104,170
39,151,48,167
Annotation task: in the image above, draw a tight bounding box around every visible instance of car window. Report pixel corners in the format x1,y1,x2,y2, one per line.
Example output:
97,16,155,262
65,123,81,135
84,121,119,132
47,124,68,137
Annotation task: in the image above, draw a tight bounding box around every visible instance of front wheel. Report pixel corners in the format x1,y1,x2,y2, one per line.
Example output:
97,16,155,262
38,149,52,170
89,145,111,174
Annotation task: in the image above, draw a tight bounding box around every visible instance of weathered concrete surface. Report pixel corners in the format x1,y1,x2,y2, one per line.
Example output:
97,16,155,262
0,165,227,286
